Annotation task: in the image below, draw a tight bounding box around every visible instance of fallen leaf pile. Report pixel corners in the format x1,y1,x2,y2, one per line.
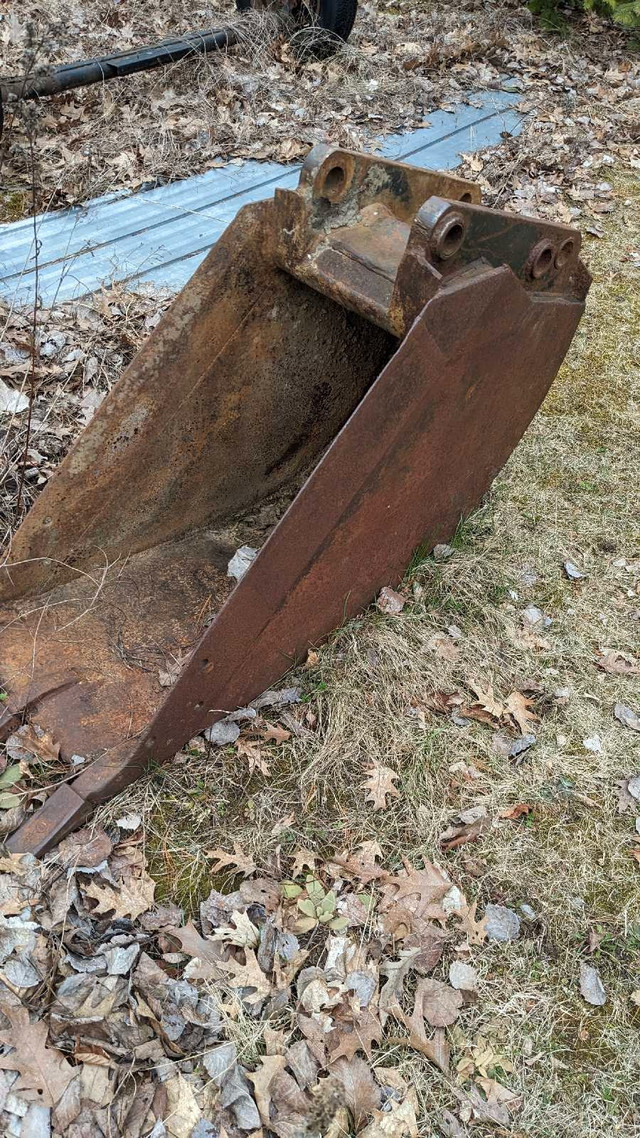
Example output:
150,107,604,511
0,289,170,535
0,831,529,1137
1,0,639,227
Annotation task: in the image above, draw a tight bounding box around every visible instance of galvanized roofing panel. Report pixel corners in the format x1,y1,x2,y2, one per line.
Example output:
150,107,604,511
0,89,521,306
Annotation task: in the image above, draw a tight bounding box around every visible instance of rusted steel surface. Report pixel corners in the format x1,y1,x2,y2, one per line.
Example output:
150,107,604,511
1,145,591,855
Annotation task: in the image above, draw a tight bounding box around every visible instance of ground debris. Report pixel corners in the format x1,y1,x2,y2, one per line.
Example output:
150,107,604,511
0,835,520,1136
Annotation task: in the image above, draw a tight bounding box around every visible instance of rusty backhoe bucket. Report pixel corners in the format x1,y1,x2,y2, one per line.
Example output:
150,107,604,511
0,145,591,854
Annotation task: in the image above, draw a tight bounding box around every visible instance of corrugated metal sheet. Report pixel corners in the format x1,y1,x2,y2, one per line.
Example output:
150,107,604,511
0,89,521,306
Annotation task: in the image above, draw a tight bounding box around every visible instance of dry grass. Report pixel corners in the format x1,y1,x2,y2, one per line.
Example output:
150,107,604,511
92,171,640,1134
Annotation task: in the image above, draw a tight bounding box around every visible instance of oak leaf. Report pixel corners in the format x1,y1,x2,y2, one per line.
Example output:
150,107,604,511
380,857,450,914
457,902,488,946
247,1054,286,1126
207,842,256,877
328,1008,383,1062
505,691,539,735
237,739,271,777
261,723,291,744
596,649,639,675
358,1096,419,1138
218,948,272,1003
0,1005,76,1107
361,763,400,810
291,847,317,878
84,871,155,920
167,920,224,966
468,680,503,720
387,981,450,1073
332,840,388,884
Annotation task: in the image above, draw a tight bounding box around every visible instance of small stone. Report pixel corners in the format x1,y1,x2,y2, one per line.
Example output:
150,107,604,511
564,560,584,581
377,586,405,615
116,813,142,830
0,378,29,415
433,544,455,562
227,545,258,582
509,733,536,760
520,903,536,920
627,776,640,800
449,961,478,991
615,704,640,732
580,962,606,1006
523,604,544,626
442,886,466,914
583,734,602,753
485,904,520,942
204,720,240,746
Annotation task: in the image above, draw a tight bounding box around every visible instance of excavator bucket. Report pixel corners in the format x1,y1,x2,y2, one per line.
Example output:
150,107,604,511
0,146,591,854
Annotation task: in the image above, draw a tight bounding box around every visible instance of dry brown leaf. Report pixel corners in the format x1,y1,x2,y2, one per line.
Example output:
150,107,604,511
237,739,271,777
499,803,533,821
357,1096,419,1138
457,902,488,946
207,842,256,877
388,981,450,1073
596,649,640,675
260,724,292,744
84,871,155,920
332,840,388,884
5,723,60,764
58,826,113,870
380,857,450,914
440,816,489,851
330,1055,381,1131
468,680,503,720
218,948,272,1003
291,847,317,878
0,1005,76,1107
418,978,463,1027
379,948,422,1018
166,920,223,964
361,763,400,810
427,633,460,663
475,1076,522,1114
505,691,539,735
247,1054,286,1126
328,1009,383,1062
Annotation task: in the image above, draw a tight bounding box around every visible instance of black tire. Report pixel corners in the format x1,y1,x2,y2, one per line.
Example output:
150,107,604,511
235,1,358,54
315,0,358,41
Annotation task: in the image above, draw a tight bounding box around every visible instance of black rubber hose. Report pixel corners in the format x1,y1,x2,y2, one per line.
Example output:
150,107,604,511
1,24,240,102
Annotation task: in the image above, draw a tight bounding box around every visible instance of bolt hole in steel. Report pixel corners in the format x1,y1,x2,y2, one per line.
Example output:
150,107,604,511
555,237,575,269
432,214,466,261
321,163,348,200
460,192,473,203
529,241,555,279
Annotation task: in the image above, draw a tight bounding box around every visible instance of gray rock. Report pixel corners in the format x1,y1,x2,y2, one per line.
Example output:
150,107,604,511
227,545,258,582
485,904,520,943
580,963,606,1006
204,720,240,746
433,543,455,562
